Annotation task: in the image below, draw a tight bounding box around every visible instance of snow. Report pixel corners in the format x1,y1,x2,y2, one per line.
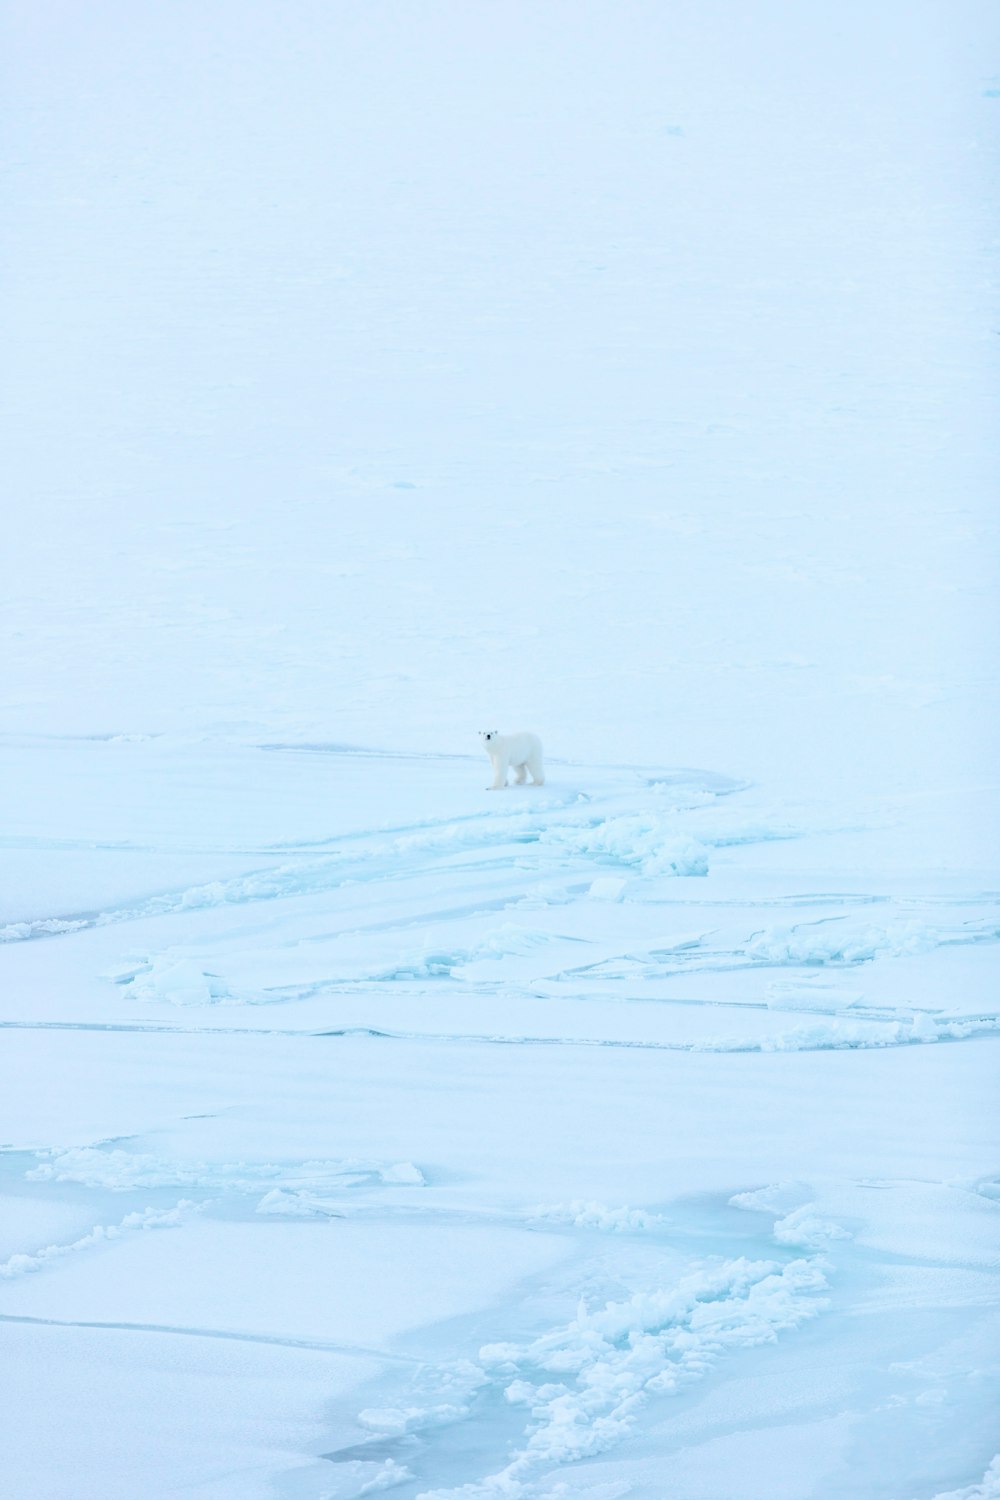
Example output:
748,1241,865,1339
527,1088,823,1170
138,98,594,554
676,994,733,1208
476,1256,829,1477
930,1457,1000,1500
3,1,999,1498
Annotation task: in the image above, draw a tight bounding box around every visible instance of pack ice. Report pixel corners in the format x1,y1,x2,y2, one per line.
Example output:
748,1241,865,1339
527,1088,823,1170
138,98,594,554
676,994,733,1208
2,3,998,1499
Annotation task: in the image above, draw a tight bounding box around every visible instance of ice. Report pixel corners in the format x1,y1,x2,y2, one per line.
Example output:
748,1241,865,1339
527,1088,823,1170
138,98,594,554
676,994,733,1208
526,1203,665,1234
474,1257,828,1475
929,1457,1000,1500
3,1,999,1497
544,817,711,877
745,915,997,966
941,1458,1000,1494
0,1321,379,1500
359,1463,417,1496
0,1202,196,1281
114,951,235,1005
0,1216,571,1349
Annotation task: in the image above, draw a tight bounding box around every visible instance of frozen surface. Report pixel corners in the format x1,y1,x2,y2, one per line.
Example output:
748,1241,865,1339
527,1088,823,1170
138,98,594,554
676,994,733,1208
2,2,999,1498
2,745,998,1500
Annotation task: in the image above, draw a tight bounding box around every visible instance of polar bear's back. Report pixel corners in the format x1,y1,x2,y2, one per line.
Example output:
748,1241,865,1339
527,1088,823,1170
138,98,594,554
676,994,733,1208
504,730,542,762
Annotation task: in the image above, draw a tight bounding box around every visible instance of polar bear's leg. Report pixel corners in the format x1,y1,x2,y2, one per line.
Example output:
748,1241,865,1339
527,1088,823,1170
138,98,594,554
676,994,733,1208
513,763,528,784
526,750,545,785
489,752,509,790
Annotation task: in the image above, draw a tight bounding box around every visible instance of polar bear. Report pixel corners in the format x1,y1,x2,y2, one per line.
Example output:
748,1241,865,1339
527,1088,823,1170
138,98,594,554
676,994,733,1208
479,729,545,790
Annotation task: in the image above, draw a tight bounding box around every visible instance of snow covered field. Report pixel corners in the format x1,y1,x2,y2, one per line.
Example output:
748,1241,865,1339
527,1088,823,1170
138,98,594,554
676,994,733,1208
2,4,999,1498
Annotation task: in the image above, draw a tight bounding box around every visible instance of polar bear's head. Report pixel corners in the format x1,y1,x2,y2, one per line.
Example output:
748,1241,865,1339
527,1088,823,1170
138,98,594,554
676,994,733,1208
479,730,500,748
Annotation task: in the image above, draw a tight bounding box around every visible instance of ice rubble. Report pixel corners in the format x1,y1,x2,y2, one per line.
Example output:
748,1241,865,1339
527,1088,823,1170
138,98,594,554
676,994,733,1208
526,1202,665,1233
929,1456,1000,1500
0,1203,194,1280
412,1256,828,1497
746,916,1000,966
27,1147,424,1194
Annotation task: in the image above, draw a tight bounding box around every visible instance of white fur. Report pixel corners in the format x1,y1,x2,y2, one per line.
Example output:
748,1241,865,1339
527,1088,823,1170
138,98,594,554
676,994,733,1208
479,729,545,790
